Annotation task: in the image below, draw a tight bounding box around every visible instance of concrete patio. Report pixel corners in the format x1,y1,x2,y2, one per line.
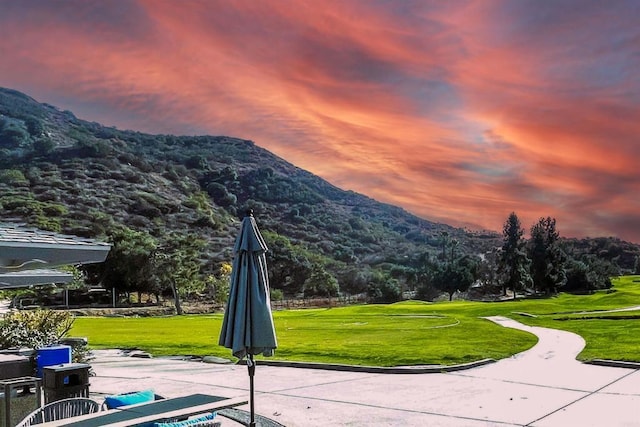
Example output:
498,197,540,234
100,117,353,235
86,317,640,426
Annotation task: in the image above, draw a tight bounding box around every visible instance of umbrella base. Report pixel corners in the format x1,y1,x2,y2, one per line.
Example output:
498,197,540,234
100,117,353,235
218,408,285,427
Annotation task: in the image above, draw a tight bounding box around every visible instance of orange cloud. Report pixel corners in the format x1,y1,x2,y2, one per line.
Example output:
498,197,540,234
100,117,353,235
1,0,639,242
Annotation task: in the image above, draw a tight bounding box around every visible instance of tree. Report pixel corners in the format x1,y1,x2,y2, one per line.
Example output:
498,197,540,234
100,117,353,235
414,254,440,301
263,231,313,296
0,122,29,148
153,232,206,315
562,258,591,292
498,212,532,298
415,281,440,301
303,264,339,297
450,239,459,263
85,227,157,303
429,256,478,301
33,137,55,155
528,217,566,294
563,255,617,292
367,270,401,303
336,266,369,296
475,247,502,296
439,231,450,262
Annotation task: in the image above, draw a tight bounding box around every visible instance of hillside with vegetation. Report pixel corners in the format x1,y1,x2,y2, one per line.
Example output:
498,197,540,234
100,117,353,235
1,87,639,309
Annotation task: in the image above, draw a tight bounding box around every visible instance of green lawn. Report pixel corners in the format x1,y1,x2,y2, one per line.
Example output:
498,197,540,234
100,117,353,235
70,276,640,366
508,275,640,362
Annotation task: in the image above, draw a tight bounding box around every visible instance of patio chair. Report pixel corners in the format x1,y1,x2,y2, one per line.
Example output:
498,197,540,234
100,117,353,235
15,397,101,427
151,412,221,427
154,420,220,427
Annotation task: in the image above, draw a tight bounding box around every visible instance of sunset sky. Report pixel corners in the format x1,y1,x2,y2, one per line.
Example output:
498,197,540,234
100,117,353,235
1,0,639,242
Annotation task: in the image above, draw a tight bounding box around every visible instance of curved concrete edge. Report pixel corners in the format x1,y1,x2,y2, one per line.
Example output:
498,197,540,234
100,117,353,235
240,357,496,374
586,359,640,369
248,356,640,374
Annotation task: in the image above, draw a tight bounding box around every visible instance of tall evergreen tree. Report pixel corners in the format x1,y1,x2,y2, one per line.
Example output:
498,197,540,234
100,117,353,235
528,217,566,294
498,212,532,298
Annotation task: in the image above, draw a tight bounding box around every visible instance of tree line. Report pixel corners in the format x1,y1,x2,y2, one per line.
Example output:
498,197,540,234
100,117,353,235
1,87,637,310
413,212,619,302
10,211,626,313
72,212,620,313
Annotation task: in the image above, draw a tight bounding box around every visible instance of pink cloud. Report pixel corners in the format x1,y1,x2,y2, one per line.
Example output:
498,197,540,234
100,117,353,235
1,0,639,241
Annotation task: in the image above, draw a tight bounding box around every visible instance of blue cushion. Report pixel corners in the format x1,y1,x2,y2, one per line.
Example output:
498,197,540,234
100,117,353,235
104,389,155,409
152,412,216,427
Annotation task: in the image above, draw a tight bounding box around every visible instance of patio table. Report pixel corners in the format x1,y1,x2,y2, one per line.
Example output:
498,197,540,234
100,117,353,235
39,393,248,427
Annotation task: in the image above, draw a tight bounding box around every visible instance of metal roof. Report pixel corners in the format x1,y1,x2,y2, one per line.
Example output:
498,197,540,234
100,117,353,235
0,268,74,288
0,224,111,273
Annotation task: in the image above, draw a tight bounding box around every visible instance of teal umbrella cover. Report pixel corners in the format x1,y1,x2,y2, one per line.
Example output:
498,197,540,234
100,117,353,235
219,212,277,360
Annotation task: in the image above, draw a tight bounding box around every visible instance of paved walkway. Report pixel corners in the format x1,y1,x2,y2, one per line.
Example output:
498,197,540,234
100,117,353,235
87,316,640,426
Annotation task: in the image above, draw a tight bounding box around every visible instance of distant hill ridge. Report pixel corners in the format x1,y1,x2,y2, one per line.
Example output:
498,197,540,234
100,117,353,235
1,86,638,282
0,87,496,263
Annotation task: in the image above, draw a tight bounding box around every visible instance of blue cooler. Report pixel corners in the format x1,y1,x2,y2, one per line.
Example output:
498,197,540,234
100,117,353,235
36,345,72,377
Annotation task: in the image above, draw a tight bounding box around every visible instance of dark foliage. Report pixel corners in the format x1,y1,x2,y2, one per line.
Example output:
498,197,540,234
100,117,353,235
528,217,566,294
1,87,639,299
498,212,532,297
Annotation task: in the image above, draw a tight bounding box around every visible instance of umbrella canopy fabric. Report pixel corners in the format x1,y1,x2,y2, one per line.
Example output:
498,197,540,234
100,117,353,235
219,214,277,360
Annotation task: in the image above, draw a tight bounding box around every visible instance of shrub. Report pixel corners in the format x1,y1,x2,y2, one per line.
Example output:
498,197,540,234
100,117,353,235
415,283,441,302
367,279,402,303
270,288,284,301
303,265,339,297
205,263,232,304
0,169,28,185
33,215,62,232
42,202,68,216
33,137,55,155
0,122,29,148
0,310,74,350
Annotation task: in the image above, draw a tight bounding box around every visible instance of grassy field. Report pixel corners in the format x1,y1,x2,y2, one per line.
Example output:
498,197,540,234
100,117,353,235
510,275,640,362
70,276,640,366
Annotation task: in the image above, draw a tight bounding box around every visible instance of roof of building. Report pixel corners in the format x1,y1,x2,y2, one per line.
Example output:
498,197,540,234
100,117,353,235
0,223,111,273
0,268,74,288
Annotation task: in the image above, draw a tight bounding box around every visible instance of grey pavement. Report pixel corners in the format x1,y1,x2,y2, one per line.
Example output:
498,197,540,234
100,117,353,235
87,317,640,426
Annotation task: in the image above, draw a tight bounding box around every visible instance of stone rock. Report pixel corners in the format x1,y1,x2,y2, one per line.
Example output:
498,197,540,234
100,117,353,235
129,350,152,358
202,355,232,364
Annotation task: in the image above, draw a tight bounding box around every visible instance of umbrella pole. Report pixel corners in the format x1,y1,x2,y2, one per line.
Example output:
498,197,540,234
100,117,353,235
248,354,256,427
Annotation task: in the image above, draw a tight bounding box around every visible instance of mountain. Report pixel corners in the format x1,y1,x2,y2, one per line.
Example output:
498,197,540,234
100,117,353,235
0,88,498,266
1,87,638,295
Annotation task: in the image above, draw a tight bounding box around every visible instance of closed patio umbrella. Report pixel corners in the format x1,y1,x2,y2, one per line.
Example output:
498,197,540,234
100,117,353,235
219,210,277,427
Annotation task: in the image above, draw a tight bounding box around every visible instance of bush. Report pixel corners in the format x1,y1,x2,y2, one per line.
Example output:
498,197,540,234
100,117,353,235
0,122,29,148
303,265,339,297
367,279,401,303
415,283,440,302
270,288,284,301
0,169,28,185
0,310,74,350
33,137,55,155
